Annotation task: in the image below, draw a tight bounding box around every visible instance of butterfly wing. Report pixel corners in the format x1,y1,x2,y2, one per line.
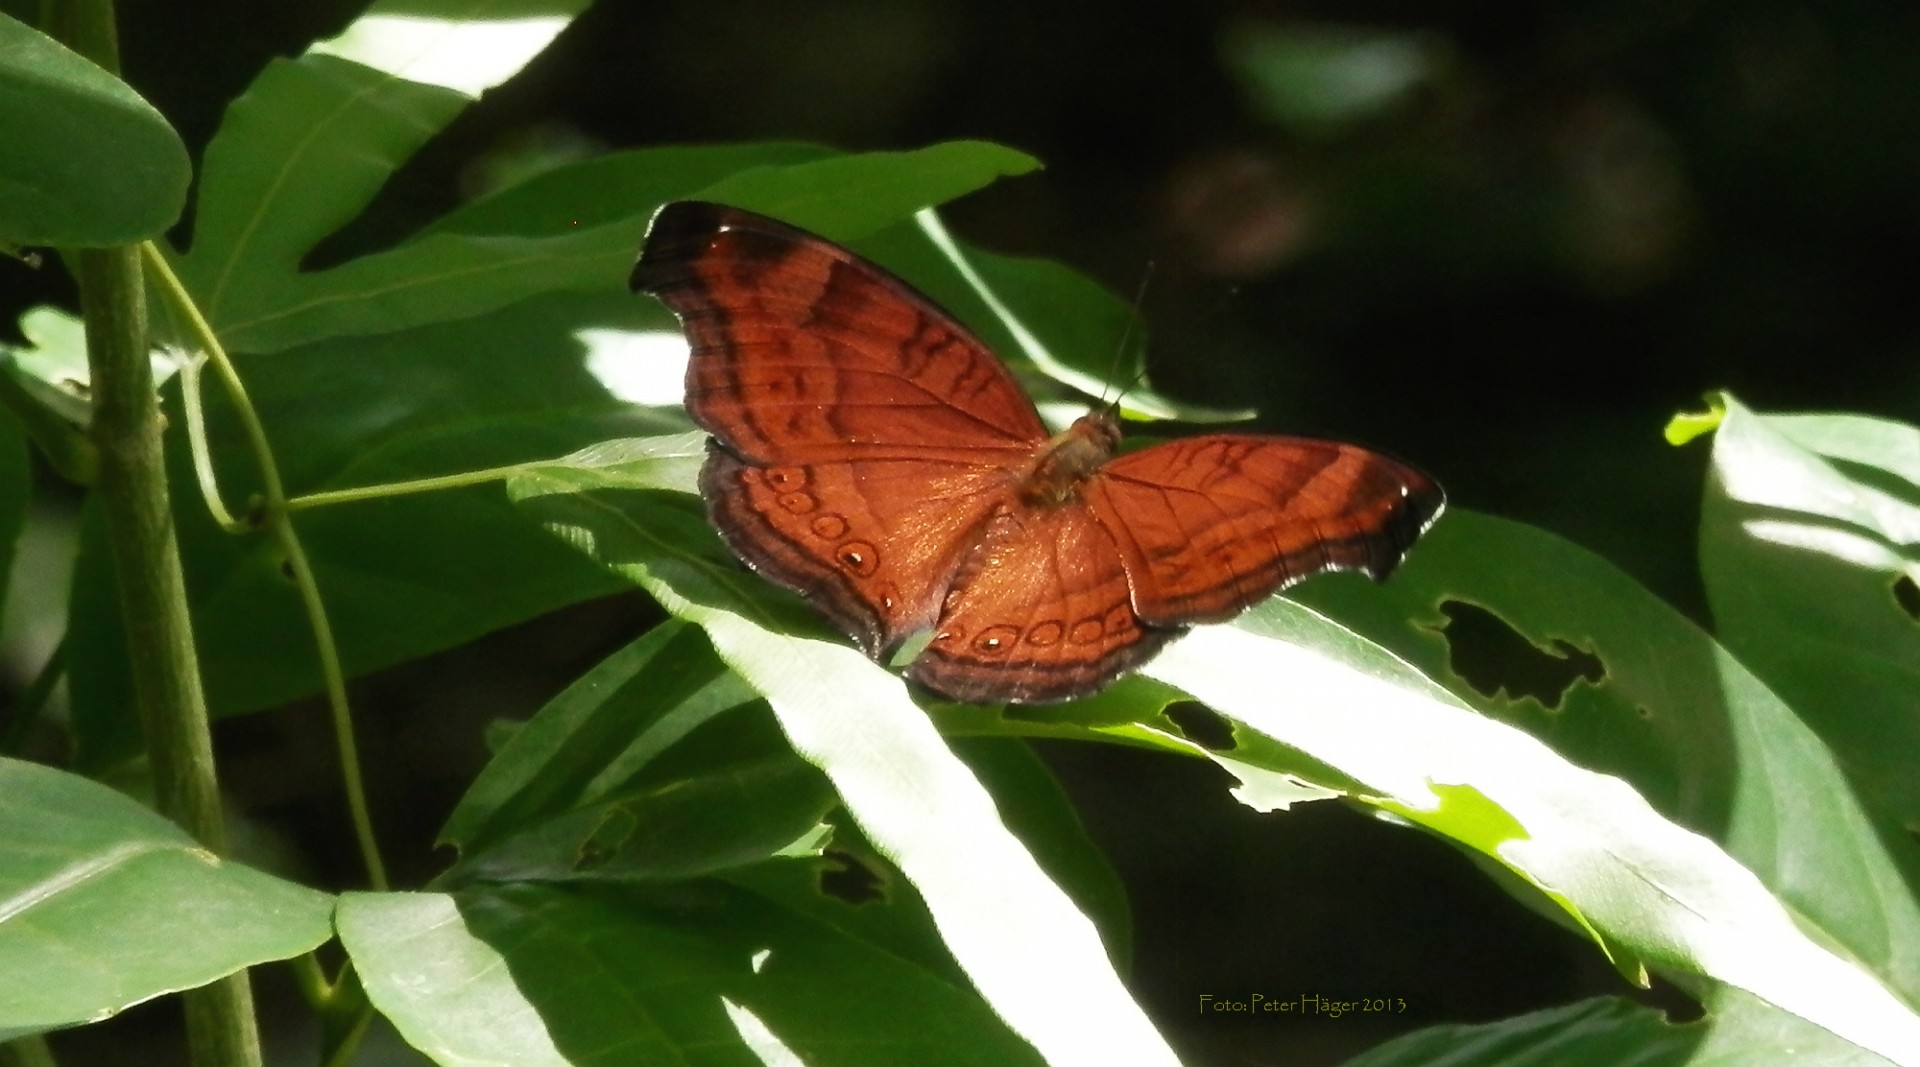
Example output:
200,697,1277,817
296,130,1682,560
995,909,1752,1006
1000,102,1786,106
632,201,1049,657
700,447,1020,657
911,502,1181,704
1085,435,1445,625
632,201,1050,461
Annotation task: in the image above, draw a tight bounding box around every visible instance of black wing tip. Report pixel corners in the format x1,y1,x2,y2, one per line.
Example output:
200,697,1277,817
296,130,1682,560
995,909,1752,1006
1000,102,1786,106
631,201,725,294
1364,476,1447,582
631,200,817,294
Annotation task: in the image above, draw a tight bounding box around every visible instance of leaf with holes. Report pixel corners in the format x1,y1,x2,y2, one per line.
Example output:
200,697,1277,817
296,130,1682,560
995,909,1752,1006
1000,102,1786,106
1280,508,1920,1058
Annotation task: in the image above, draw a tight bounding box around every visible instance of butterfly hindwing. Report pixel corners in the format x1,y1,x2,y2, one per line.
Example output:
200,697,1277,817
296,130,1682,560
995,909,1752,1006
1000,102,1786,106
701,447,1012,659
912,501,1180,704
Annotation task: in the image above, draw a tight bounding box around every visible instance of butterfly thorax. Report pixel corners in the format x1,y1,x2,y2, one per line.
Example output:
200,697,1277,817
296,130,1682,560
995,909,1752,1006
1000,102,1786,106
1018,412,1122,508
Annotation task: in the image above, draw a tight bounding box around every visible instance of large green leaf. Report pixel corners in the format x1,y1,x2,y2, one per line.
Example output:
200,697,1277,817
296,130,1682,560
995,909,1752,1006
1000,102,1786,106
504,437,1181,1066
0,757,334,1039
1292,508,1920,1006
339,883,1044,1067
1271,510,1920,1061
174,0,592,347
65,292,672,768
439,622,835,887
440,619,761,858
0,12,189,246
1695,395,1920,851
441,610,1132,971
1146,603,1920,1065
178,32,1038,355
1340,986,1897,1066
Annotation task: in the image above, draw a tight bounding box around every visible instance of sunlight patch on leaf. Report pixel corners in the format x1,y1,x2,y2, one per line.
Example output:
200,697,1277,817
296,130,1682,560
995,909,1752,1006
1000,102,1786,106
338,892,572,1067
1145,618,1920,1066
578,327,690,407
1741,518,1909,571
721,997,805,1067
1214,755,1343,812
311,14,572,97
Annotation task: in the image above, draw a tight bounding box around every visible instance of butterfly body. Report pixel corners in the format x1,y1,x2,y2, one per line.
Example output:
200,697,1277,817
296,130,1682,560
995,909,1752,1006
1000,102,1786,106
633,201,1444,704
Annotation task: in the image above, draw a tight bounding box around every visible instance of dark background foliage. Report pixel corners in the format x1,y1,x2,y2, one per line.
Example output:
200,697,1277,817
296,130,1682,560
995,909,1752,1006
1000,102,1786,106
4,1,1916,1063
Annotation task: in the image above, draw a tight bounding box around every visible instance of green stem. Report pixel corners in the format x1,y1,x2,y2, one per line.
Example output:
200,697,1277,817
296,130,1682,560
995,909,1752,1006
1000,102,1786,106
61,11,265,1061
176,350,247,533
140,244,389,892
317,967,375,1067
287,460,545,511
66,70,264,1067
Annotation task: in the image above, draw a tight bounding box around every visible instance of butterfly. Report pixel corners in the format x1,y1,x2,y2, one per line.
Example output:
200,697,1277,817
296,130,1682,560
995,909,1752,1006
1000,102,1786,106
630,201,1444,704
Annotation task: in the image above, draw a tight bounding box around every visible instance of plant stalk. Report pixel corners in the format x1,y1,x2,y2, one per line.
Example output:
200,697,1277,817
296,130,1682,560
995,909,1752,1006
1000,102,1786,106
143,243,390,891
60,4,264,1067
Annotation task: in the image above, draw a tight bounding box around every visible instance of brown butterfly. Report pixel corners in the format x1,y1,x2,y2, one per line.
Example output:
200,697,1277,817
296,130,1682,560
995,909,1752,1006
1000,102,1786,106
631,201,1443,704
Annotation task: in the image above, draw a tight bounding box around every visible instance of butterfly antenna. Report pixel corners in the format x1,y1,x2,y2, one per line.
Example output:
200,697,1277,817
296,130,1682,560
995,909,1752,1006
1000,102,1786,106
1101,261,1157,415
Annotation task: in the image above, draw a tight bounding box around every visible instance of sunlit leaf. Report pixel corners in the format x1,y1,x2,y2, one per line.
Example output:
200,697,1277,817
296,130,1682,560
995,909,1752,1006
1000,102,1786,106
1697,394,1920,857
341,884,1044,1067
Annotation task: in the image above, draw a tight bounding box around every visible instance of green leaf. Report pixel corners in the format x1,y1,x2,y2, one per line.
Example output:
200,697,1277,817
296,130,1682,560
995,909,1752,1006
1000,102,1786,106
0,12,190,246
66,293,676,769
176,0,592,343
1252,510,1920,1060
1294,510,1920,1002
421,143,839,237
440,620,837,886
1147,610,1920,1063
1341,986,1900,1066
0,757,334,1039
1697,395,1920,856
947,738,1134,971
340,883,1044,1067
443,611,1130,972
441,619,758,855
504,440,1182,1065
177,52,1037,353
212,141,1037,354
689,140,1041,238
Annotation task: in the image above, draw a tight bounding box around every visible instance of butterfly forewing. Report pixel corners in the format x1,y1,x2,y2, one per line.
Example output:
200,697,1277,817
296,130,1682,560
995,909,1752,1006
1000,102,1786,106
631,201,1049,464
1085,435,1445,626
636,201,1059,660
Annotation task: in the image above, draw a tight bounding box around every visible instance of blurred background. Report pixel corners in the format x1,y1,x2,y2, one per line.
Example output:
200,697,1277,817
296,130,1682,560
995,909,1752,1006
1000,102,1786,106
4,0,1918,1063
